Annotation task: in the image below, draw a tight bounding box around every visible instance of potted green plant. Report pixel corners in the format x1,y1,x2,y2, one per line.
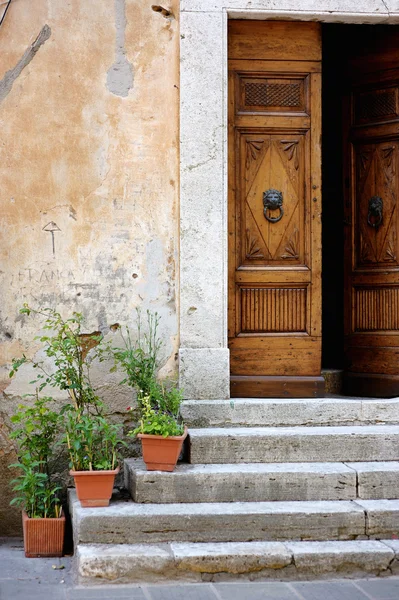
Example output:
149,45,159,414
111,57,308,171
110,310,187,472
130,391,186,471
9,395,65,558
62,404,124,507
10,305,124,507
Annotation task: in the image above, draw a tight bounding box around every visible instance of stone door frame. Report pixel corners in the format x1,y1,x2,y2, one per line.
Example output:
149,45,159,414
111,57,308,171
179,0,399,400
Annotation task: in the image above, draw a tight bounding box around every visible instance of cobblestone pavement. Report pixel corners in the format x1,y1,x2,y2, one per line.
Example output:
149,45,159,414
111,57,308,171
1,538,399,600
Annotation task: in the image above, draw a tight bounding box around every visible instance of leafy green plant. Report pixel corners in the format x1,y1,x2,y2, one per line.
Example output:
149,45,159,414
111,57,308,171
9,394,62,518
9,460,62,519
62,405,124,471
10,305,103,410
108,310,185,438
131,394,184,438
9,394,60,478
106,309,161,406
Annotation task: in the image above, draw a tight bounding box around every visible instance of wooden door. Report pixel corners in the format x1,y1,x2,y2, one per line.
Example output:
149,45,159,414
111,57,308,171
228,21,323,398
344,27,399,397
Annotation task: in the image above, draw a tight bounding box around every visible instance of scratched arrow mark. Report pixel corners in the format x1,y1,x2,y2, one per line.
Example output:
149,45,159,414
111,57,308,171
42,221,61,257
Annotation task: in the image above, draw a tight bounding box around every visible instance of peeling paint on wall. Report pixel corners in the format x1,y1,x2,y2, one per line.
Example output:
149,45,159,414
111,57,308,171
0,24,51,105
106,0,134,97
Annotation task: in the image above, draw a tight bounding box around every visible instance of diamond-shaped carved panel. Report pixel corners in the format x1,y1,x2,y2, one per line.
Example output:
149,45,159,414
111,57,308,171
241,133,305,265
355,142,398,268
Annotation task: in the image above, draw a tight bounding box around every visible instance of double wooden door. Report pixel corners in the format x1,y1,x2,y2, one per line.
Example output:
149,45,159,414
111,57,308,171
228,21,323,397
229,21,399,398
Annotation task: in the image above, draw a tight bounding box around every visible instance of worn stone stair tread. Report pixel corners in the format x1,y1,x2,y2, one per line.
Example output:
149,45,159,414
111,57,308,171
189,424,399,436
125,459,357,503
125,459,399,503
76,539,399,583
181,398,399,428
346,461,399,499
72,489,399,544
188,425,399,463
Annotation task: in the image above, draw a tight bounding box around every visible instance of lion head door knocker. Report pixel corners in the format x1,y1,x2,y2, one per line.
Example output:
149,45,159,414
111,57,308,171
263,189,284,223
367,195,383,229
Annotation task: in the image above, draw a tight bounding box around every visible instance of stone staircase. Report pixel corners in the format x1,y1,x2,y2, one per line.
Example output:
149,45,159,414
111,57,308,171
70,397,399,584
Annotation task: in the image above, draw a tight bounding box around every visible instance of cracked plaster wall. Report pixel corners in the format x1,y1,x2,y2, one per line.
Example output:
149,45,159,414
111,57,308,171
0,0,179,534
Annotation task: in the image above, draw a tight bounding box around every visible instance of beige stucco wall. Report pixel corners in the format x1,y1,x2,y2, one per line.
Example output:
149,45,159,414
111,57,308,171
0,0,179,534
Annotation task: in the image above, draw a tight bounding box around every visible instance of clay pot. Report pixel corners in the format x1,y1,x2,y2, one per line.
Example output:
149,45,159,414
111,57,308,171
22,510,65,558
70,466,119,507
138,427,188,472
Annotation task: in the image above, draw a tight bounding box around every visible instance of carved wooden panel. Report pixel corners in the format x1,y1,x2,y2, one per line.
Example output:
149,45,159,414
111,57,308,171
241,287,307,333
355,87,399,125
228,21,322,394
355,287,399,331
241,133,305,266
355,141,398,268
238,76,307,114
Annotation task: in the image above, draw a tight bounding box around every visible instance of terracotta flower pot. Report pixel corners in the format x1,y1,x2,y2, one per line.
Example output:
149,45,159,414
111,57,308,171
70,466,119,507
22,510,65,558
138,427,188,472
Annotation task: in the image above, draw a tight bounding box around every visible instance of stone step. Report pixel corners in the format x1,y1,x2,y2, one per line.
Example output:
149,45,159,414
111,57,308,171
181,398,399,428
188,425,399,464
69,490,399,544
124,459,399,503
76,539,399,583
125,459,355,503
351,461,399,499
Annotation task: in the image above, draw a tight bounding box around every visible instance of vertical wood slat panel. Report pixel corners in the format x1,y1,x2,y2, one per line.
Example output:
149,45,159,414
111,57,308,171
355,287,399,331
241,287,307,332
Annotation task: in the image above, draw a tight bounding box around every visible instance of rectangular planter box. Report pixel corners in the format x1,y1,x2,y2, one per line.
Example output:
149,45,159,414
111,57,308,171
22,510,65,558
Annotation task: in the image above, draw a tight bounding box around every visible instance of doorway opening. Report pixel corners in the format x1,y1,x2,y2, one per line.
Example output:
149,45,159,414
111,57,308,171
228,19,399,398
321,24,346,371
322,24,399,388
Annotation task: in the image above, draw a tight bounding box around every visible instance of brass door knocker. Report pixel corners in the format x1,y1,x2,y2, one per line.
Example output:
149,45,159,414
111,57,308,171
263,189,284,223
367,196,383,229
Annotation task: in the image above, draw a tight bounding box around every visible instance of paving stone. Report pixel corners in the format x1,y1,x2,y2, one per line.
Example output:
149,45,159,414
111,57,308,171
286,540,394,576
188,426,399,464
355,578,399,599
67,585,146,599
0,556,72,582
214,581,298,600
347,462,399,499
147,583,218,600
0,580,68,600
291,581,370,600
125,460,356,503
0,537,24,555
355,500,399,537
